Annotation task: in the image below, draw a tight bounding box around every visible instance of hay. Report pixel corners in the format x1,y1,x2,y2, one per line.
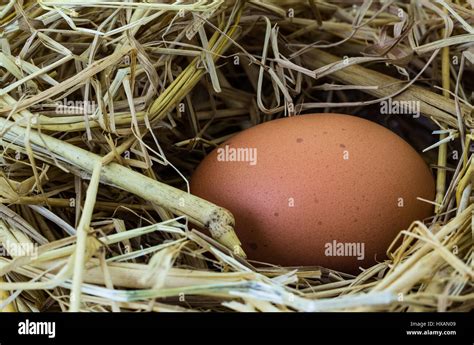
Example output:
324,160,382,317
0,0,472,312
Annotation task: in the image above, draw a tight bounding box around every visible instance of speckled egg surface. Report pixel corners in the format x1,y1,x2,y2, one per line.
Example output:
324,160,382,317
190,113,435,272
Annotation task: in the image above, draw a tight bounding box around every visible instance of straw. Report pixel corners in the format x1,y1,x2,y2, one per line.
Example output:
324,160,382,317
0,0,472,312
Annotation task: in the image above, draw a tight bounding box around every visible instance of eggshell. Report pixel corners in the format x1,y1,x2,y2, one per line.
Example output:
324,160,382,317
190,113,435,272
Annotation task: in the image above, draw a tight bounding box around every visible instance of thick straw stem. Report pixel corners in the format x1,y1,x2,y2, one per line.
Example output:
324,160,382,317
303,49,468,127
435,26,451,213
69,161,101,312
0,117,245,257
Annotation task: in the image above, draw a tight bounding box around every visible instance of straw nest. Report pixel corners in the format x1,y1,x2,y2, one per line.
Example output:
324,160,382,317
0,0,472,312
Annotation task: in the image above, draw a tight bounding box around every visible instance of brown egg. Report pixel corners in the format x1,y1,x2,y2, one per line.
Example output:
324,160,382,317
190,113,435,272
